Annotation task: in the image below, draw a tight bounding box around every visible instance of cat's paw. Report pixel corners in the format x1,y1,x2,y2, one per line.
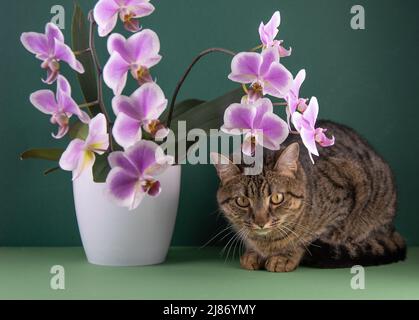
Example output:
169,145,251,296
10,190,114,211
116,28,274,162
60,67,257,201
240,252,264,271
265,255,299,273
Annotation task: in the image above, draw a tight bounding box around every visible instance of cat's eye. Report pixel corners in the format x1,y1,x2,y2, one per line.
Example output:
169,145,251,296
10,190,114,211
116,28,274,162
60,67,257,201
236,197,250,208
270,193,284,205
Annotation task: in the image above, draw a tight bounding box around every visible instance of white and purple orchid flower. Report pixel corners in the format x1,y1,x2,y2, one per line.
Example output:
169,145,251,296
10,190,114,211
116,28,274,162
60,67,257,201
228,47,293,100
106,140,174,210
292,97,335,163
285,69,308,125
21,23,85,84
221,98,289,156
259,11,292,58
29,75,90,139
59,114,110,180
103,30,161,96
112,82,168,149
94,0,155,37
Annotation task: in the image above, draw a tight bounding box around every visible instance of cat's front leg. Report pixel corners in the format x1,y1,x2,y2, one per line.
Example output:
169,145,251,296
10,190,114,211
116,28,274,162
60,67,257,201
240,251,265,270
265,249,304,273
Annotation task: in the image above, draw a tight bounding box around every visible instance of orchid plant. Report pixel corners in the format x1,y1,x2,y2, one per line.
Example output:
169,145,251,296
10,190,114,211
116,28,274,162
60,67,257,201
20,2,335,211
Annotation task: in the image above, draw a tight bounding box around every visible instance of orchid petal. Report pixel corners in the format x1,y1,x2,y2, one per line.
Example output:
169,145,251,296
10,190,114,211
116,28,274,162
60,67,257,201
127,29,161,68
253,98,274,127
85,114,109,153
106,168,144,210
113,113,142,149
147,180,161,197
300,127,319,161
221,103,257,133
52,124,69,140
125,140,162,176
259,11,281,46
112,95,140,119
45,23,64,47
131,82,167,120
108,151,139,176
29,90,57,114
259,113,289,150
291,112,304,132
107,33,131,61
228,52,262,84
59,139,85,172
260,46,280,76
94,0,120,37
128,0,155,17
278,42,292,58
124,18,141,33
242,133,256,156
103,52,131,95
54,40,85,74
316,128,335,147
73,150,96,181
262,62,293,98
20,32,49,59
304,97,319,129
56,75,72,96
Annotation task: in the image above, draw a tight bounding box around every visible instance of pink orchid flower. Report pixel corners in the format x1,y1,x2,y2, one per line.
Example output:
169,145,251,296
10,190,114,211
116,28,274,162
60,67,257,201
112,82,168,149
59,114,110,180
103,30,161,96
106,140,174,210
292,97,335,163
29,75,90,139
285,69,308,125
228,47,293,99
21,23,85,84
221,98,289,156
94,0,155,37
259,11,292,58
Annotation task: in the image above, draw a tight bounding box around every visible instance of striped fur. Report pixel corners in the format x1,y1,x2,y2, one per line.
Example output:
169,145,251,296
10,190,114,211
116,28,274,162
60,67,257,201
214,120,406,272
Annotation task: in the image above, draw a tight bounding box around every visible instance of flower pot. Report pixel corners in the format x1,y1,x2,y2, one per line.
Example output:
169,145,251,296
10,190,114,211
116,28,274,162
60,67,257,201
72,165,182,267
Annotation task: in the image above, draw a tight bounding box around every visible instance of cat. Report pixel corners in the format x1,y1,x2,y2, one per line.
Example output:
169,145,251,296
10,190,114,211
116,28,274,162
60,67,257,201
212,120,406,272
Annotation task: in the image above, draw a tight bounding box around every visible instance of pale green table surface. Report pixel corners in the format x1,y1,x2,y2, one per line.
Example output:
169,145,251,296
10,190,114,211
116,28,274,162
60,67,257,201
0,247,418,300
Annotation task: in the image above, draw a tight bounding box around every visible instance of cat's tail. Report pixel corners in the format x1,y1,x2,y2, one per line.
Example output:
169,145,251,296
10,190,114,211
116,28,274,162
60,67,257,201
302,230,407,268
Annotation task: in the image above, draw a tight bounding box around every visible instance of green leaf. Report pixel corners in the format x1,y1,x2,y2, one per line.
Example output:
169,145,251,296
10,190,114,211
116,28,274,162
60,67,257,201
20,149,64,162
92,153,111,183
166,88,243,162
163,99,205,125
170,87,243,135
72,3,100,116
69,121,89,140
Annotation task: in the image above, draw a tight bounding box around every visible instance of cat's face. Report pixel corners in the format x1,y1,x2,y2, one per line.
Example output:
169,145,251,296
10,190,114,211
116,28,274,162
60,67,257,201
213,143,306,241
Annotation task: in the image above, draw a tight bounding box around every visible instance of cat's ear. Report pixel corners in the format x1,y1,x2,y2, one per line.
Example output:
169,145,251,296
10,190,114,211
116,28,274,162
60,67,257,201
275,143,300,178
211,153,240,182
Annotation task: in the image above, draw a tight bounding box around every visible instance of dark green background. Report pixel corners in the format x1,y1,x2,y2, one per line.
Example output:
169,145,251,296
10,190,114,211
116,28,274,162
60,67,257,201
1,0,418,246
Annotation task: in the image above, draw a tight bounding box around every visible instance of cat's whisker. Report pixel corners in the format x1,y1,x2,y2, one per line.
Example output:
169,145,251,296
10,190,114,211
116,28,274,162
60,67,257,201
200,225,233,249
222,230,241,262
282,224,313,256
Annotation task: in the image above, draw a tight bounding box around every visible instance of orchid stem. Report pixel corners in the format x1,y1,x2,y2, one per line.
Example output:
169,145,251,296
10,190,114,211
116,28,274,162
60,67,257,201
74,48,91,56
79,100,99,109
250,44,263,52
166,47,236,128
273,102,288,107
88,10,114,152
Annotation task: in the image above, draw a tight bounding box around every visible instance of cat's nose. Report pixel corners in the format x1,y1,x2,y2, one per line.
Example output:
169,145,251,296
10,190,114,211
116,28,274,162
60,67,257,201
255,222,269,229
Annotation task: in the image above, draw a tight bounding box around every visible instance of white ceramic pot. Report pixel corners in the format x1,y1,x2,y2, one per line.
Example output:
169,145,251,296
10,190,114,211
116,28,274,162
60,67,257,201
72,166,181,267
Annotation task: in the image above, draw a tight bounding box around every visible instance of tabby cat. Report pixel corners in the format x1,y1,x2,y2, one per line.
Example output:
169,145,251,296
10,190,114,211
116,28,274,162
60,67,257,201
213,120,406,272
